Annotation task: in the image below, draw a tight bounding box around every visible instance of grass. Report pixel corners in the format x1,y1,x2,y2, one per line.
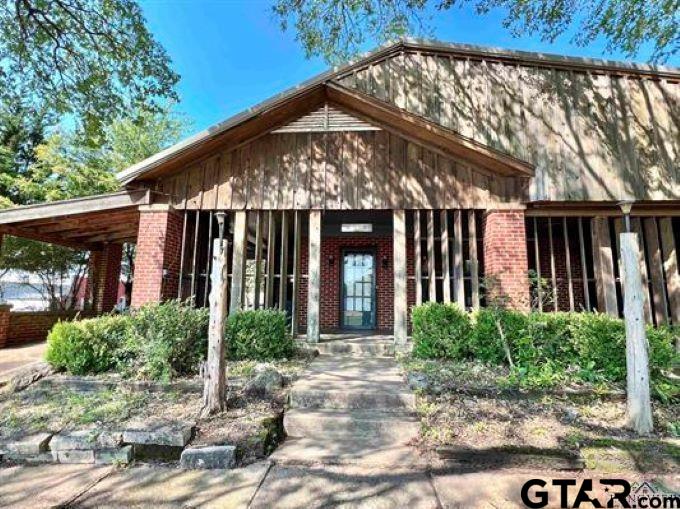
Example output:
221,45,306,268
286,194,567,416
0,386,149,440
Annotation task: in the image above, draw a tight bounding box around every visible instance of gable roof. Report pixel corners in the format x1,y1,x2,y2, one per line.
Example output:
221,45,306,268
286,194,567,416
118,38,678,185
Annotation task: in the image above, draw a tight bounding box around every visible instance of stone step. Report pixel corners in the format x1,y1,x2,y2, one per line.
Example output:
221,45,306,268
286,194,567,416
297,341,395,357
289,388,416,410
270,437,426,468
284,409,419,441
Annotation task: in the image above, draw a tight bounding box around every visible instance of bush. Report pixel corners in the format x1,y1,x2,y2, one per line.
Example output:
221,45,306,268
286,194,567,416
468,309,528,364
411,302,472,359
122,300,209,381
46,314,132,375
410,306,678,392
226,309,293,361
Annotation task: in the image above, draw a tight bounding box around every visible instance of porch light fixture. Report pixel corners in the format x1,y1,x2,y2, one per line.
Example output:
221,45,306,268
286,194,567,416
617,200,634,233
328,255,335,267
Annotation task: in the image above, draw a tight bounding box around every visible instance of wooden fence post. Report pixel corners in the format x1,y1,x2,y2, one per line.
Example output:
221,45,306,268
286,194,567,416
620,232,653,434
202,238,229,416
229,211,247,314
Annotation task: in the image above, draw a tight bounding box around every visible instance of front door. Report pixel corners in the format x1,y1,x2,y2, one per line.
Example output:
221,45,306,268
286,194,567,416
341,251,376,329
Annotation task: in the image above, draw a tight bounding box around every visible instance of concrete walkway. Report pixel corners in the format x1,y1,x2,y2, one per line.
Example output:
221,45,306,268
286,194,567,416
0,341,46,385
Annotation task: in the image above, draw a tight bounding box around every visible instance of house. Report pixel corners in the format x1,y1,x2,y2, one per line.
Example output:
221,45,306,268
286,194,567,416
0,39,678,347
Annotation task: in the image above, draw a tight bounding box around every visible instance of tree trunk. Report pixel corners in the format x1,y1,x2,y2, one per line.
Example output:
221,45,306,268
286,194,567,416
620,232,653,435
202,238,229,417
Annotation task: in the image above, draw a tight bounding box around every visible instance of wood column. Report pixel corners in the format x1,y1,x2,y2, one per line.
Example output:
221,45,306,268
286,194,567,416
620,232,653,434
229,211,247,314
393,210,408,345
306,210,321,343
659,218,680,331
591,217,618,316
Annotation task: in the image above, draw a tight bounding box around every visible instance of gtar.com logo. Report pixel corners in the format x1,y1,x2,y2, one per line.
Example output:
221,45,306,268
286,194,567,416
520,478,679,508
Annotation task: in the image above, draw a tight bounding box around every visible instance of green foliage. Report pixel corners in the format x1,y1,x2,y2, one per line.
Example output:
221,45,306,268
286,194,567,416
45,301,209,381
411,307,678,393
0,0,179,139
273,0,677,64
411,302,471,359
122,300,209,381
46,314,131,375
468,309,527,364
226,309,294,361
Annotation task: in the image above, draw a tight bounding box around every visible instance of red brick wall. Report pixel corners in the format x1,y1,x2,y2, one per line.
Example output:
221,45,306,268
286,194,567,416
4,311,95,347
131,207,183,308
0,305,11,348
88,243,123,313
297,235,394,332
483,210,530,311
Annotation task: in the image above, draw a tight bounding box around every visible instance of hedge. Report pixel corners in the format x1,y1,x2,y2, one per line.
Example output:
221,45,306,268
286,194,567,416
45,303,294,380
410,302,678,391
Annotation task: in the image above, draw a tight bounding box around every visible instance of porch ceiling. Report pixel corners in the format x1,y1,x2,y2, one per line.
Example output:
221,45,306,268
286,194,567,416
0,190,150,249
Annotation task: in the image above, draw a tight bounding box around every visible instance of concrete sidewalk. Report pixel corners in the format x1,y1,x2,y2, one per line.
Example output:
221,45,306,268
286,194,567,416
0,341,46,385
3,462,677,508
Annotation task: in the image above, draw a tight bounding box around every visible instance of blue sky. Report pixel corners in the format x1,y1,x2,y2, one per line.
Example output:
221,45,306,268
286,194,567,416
140,1,674,135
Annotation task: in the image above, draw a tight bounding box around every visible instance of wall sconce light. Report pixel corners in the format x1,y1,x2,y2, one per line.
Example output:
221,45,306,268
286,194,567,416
328,255,335,267
382,256,389,269
617,200,634,233
162,268,170,280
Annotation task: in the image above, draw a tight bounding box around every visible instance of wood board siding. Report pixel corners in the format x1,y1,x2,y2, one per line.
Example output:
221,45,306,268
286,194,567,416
158,130,526,210
338,51,680,202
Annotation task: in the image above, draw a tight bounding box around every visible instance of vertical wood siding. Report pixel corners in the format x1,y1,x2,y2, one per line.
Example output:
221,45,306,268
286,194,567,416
338,51,679,202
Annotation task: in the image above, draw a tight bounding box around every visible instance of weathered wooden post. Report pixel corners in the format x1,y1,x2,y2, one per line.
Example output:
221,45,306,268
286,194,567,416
202,212,229,417
619,202,653,434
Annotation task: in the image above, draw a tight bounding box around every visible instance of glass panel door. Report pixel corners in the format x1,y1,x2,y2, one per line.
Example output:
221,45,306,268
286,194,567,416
342,251,375,329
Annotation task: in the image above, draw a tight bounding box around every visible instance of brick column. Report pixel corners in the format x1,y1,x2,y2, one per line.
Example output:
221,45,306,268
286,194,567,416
0,304,12,349
131,205,183,308
483,209,530,311
88,243,123,313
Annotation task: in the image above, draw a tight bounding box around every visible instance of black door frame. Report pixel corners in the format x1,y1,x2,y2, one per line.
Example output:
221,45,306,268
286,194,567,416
340,248,377,330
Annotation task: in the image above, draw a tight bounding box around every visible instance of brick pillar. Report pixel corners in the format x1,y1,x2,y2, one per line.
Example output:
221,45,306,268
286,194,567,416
483,209,530,311
131,205,183,308
88,243,123,313
0,304,11,348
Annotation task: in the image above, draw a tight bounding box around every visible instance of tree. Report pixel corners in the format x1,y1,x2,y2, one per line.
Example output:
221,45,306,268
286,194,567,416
0,108,186,309
0,0,179,138
272,0,679,64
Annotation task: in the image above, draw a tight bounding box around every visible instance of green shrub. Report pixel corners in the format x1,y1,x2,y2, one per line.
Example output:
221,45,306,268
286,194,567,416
46,314,132,375
226,309,293,361
468,309,528,364
121,300,209,381
411,302,472,359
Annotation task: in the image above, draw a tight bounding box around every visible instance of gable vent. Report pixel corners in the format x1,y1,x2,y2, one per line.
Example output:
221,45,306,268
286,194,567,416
273,103,380,133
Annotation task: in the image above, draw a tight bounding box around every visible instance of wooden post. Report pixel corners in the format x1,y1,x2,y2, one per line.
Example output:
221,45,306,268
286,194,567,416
533,218,543,311
253,211,264,309
440,210,451,303
643,218,668,326
453,210,464,308
591,217,618,316
202,238,228,417
620,232,653,434
468,211,480,310
306,210,321,343
279,211,289,310
659,218,680,338
578,218,591,311
393,210,408,345
229,211,247,314
265,211,276,308
427,210,436,301
291,211,302,336
414,210,422,305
